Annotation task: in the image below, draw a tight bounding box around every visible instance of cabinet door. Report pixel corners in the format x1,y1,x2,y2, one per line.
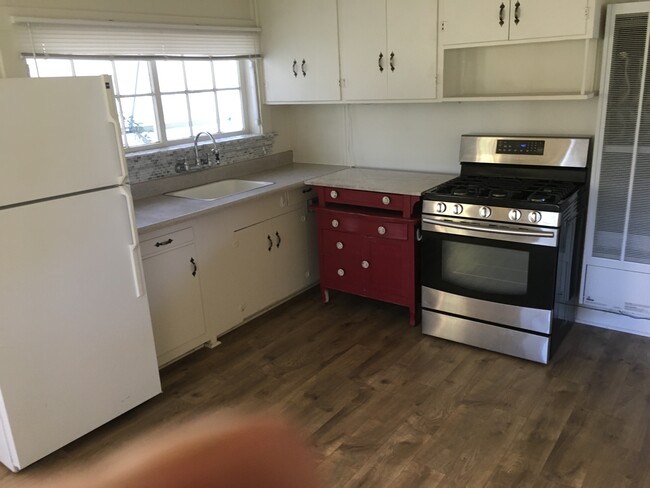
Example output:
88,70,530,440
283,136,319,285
143,243,207,365
363,236,411,303
259,0,340,102
338,0,388,100
508,0,590,41
386,0,437,99
440,0,510,46
235,208,311,319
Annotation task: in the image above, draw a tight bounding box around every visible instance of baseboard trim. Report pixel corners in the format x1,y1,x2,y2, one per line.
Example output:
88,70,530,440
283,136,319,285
576,306,650,338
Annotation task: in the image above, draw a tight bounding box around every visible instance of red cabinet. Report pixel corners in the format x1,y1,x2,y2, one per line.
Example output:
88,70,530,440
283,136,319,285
312,186,421,325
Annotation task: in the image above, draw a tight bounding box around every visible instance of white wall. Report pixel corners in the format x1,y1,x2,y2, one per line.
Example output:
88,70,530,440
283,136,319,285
275,99,599,173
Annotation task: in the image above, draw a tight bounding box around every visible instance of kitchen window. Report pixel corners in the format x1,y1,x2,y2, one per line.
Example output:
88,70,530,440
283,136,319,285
14,17,261,151
26,57,252,150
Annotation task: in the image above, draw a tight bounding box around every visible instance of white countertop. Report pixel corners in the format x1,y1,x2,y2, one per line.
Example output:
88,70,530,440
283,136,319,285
304,168,456,196
135,163,345,234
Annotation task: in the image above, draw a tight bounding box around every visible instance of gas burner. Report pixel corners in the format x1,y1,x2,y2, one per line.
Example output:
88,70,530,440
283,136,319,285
529,194,553,203
452,189,469,196
490,190,508,198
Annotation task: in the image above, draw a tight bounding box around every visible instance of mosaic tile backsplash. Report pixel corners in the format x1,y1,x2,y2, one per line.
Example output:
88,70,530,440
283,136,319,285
126,133,277,184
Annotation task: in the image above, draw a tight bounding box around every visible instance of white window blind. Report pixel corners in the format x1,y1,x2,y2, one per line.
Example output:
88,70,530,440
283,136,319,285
12,17,261,59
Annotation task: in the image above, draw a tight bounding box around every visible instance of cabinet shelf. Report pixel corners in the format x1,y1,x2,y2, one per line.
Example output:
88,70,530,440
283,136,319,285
440,38,600,100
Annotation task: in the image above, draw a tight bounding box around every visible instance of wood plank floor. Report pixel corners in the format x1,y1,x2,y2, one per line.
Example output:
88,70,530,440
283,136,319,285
3,287,650,487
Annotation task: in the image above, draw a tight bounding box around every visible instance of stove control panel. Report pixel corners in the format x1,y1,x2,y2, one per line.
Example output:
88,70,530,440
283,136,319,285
422,201,560,228
496,139,545,155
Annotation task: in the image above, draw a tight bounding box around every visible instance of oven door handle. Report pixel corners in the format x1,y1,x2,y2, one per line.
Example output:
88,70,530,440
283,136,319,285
422,218,556,238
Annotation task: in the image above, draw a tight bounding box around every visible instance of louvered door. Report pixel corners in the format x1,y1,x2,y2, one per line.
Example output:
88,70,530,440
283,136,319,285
582,3,650,318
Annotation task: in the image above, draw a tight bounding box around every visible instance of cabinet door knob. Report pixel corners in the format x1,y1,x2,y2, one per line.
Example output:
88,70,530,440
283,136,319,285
330,190,338,199
275,231,281,248
301,59,306,77
514,1,521,25
499,2,505,26
361,260,370,269
331,219,339,228
378,52,384,72
190,257,197,276
337,268,345,277
267,234,273,251
336,241,344,250
377,226,386,235
292,59,298,77
381,196,391,205
155,238,173,247
389,52,395,72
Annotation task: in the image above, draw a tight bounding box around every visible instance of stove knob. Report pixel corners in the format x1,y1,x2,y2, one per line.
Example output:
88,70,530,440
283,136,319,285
528,211,542,224
508,209,522,221
479,206,492,218
435,202,447,213
452,204,463,215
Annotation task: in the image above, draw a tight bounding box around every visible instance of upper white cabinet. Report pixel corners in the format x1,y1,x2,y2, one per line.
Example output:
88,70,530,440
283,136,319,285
338,0,438,101
258,0,341,103
440,0,602,46
438,0,604,100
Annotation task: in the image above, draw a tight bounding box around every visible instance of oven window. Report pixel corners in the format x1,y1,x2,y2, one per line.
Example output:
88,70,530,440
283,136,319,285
442,241,529,296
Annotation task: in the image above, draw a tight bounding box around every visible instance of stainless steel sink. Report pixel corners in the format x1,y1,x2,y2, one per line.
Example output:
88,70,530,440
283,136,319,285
165,179,274,201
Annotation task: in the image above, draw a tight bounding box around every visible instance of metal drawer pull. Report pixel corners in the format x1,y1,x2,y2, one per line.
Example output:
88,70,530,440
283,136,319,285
331,219,339,228
389,52,395,72
330,190,338,198
377,226,386,235
190,257,197,277
336,241,344,250
378,52,384,72
292,59,298,77
275,231,281,248
361,260,370,269
301,59,306,77
499,2,505,26
382,196,391,205
514,1,521,24
267,234,273,251
155,238,173,247
337,268,345,277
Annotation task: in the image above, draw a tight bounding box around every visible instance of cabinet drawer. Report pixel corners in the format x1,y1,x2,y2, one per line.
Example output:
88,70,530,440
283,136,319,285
141,227,195,258
322,187,406,212
317,209,410,241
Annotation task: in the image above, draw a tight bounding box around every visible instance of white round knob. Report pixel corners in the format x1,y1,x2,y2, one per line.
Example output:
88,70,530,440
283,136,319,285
479,206,492,218
331,219,339,228
452,204,463,215
337,268,345,277
361,260,370,269
435,202,447,213
528,211,542,224
330,190,338,199
377,226,386,235
336,241,344,250
382,196,391,205
508,209,522,221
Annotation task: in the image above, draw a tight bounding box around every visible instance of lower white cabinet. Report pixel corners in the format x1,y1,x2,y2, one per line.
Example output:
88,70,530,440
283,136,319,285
139,186,320,365
141,226,211,367
234,207,317,319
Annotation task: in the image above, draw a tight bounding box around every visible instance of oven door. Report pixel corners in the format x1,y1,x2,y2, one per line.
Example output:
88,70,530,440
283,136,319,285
421,217,559,334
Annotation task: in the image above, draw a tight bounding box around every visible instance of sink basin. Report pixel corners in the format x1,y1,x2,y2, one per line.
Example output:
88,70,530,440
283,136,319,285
165,179,274,201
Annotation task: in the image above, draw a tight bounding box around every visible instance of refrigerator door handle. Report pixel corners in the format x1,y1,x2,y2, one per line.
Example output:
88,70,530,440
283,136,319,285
118,187,145,298
101,76,129,185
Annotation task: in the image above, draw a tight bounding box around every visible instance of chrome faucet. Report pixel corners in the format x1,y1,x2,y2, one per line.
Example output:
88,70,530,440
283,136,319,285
192,131,220,168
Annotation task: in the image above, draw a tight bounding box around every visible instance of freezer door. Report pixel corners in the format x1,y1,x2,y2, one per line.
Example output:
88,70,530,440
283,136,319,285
0,186,161,471
0,76,126,207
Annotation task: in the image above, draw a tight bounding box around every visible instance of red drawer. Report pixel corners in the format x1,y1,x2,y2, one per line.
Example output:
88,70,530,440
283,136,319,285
320,187,406,212
315,207,411,240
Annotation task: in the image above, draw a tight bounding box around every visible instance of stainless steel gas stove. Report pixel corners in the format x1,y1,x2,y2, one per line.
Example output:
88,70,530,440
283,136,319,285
420,135,591,364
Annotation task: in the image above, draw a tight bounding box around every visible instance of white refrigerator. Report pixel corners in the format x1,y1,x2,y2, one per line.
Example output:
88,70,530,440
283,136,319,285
0,76,161,472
